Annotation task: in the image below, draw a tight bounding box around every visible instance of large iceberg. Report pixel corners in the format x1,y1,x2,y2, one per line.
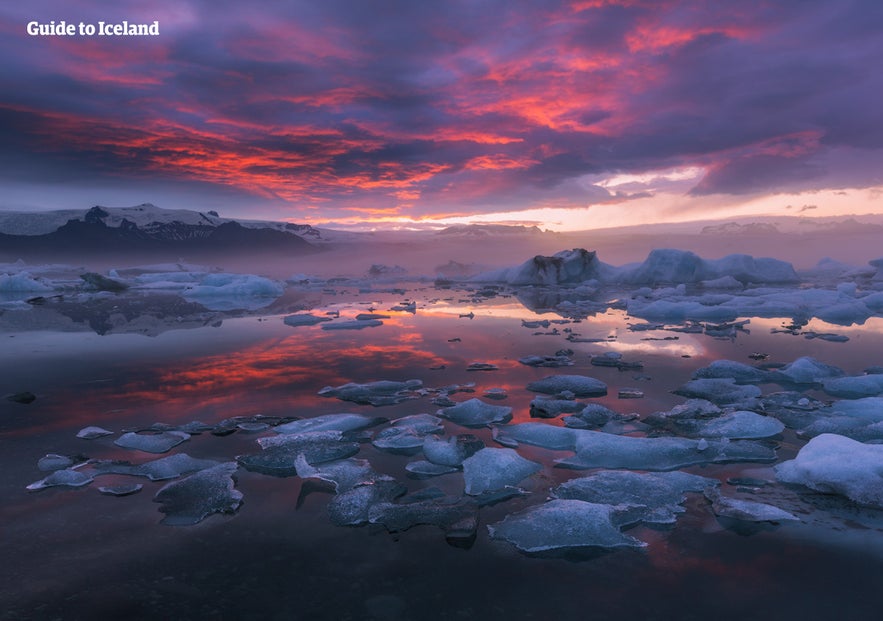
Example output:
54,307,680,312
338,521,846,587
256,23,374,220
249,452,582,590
619,249,798,286
471,249,613,285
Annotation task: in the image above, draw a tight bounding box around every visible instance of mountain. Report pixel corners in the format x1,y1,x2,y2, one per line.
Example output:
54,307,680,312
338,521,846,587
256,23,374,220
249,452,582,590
0,204,319,259
435,224,545,237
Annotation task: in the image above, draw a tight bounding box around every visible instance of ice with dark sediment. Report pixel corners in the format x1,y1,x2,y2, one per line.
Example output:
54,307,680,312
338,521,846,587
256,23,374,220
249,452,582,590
372,414,444,453
295,455,390,492
422,433,484,466
437,398,513,428
368,496,478,545
462,448,542,494
98,483,143,496
493,423,577,450
404,460,460,478
318,379,423,406
77,426,113,439
562,403,632,429
529,398,586,419
283,313,332,327
648,409,784,439
238,430,360,475
114,430,190,453
704,488,799,523
154,462,242,525
526,375,608,398
470,248,614,285
774,357,845,385
553,470,718,525
488,499,646,553
321,319,383,330
327,480,407,526
274,413,386,434
27,468,94,491
519,355,574,368
555,430,777,470
672,378,761,405
775,434,883,508
822,374,883,399
692,360,775,384
90,453,221,481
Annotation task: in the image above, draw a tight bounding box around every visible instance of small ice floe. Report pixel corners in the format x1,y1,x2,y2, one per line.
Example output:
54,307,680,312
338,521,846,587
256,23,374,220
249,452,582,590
692,360,774,384
590,352,644,371
553,470,718,525
483,388,508,400
77,426,113,440
489,499,645,553
462,447,541,495
423,434,485,466
775,433,883,508
404,460,460,478
295,456,390,492
154,462,243,526
114,431,190,454
318,380,423,406
322,319,383,330
618,389,644,399
822,374,883,399
673,378,761,405
283,313,332,327
437,398,513,428
238,430,361,475
803,331,849,343
774,357,845,385
493,423,576,450
704,488,798,523
371,414,444,454
37,453,84,472
645,405,784,439
555,431,776,470
518,354,574,368
98,484,143,497
368,496,478,547
526,375,608,398
27,468,94,491
466,362,498,371
529,398,586,419
355,313,390,320
275,413,386,435
562,403,632,429
327,480,407,526
91,453,221,481
390,301,417,313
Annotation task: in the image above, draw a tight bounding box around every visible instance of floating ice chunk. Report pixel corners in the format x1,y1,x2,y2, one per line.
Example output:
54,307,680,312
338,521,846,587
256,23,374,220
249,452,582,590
37,454,80,472
700,276,743,289
422,434,484,466
799,417,883,442
437,398,513,428
77,426,113,439
619,249,797,285
462,448,541,494
529,398,586,418
0,272,55,293
275,413,385,434
519,355,574,368
154,462,242,525
114,431,190,454
404,460,460,478
238,431,360,475
91,453,221,481
372,415,444,453
492,423,577,450
466,362,498,371
775,434,883,508
562,403,627,429
471,248,613,285
368,496,478,545
828,397,883,422
295,456,389,492
321,319,383,330
183,274,284,310
327,480,407,526
822,374,883,399
526,375,607,398
553,470,718,525
318,380,423,406
704,488,798,523
80,272,129,291
774,357,845,385
98,483,143,496
27,468,93,491
489,499,645,553
556,431,776,470
673,378,761,405
483,388,508,400
692,360,774,384
283,313,332,327
686,411,784,439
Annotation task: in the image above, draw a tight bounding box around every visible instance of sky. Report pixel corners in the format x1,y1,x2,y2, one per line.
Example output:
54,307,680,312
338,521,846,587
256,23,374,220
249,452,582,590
0,0,881,231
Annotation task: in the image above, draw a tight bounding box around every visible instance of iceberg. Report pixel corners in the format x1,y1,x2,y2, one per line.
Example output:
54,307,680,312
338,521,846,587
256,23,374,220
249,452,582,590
822,374,883,399
471,249,613,285
437,398,512,428
526,375,608,398
462,448,541,494
692,360,774,384
154,462,243,525
318,380,422,406
775,434,883,508
774,357,845,385
488,499,645,553
321,319,384,330
553,470,718,525
283,313,332,327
